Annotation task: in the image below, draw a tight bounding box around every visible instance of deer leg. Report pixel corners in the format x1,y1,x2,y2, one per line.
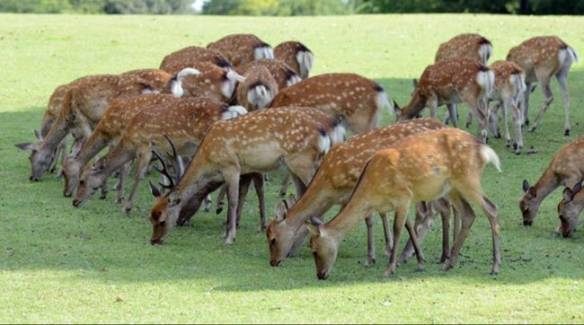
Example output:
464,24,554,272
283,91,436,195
557,72,571,136
379,212,392,257
235,175,252,229
363,215,376,267
223,167,241,244
252,173,267,231
522,83,532,126
115,162,130,204
123,150,152,214
437,199,451,263
405,219,425,271
202,194,212,212
290,173,307,197
446,103,458,127
489,102,502,139
399,202,433,263
384,203,409,276
428,98,438,118
279,173,291,197
444,193,476,272
215,185,227,214
529,77,553,132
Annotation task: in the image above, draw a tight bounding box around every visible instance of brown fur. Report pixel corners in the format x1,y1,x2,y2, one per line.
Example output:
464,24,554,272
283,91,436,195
274,41,313,79
236,65,279,112
435,33,492,64
237,59,300,90
207,33,271,67
159,46,231,74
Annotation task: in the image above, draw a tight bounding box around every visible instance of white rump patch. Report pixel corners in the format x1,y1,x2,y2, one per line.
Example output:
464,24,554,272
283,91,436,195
510,73,527,107
478,43,493,65
222,69,245,99
222,105,248,120
171,68,201,97
247,85,274,110
318,133,331,154
476,70,495,98
296,50,314,79
286,74,302,87
559,47,579,67
375,89,393,115
480,145,501,172
254,46,274,60
329,123,346,144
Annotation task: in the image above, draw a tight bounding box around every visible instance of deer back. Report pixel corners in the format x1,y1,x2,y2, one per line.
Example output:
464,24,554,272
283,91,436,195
236,65,279,112
207,33,273,67
159,46,232,74
435,33,492,64
237,59,301,90
274,41,314,79
506,36,570,81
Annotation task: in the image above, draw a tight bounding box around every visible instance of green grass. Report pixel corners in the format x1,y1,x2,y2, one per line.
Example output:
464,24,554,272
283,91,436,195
1,13,584,323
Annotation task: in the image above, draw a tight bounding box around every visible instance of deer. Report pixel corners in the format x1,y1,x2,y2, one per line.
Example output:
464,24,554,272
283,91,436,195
72,97,248,212
307,128,502,280
266,118,446,268
149,106,345,245
207,33,273,68
159,46,232,74
269,73,392,134
235,65,279,112
236,59,302,90
395,59,495,144
15,71,171,182
556,182,584,238
520,137,584,228
506,36,578,135
274,41,314,79
487,60,527,154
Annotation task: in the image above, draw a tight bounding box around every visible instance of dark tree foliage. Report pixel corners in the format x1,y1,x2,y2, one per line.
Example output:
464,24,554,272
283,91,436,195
0,0,192,14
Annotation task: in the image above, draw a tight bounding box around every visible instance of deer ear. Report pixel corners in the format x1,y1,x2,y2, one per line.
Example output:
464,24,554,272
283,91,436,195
276,200,288,221
392,100,401,115
33,129,42,141
15,142,35,151
149,181,161,198
563,187,574,202
522,179,530,193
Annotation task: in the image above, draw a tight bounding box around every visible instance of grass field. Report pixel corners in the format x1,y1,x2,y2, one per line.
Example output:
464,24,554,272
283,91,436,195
1,13,584,323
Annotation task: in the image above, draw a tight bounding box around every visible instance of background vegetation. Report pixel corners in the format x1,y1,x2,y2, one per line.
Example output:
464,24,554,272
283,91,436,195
1,13,584,323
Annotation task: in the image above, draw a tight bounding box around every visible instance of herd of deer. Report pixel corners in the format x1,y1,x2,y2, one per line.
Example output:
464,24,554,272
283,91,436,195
15,32,582,280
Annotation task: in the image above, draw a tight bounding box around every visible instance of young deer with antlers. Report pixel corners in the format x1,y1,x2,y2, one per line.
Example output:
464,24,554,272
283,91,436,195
520,137,584,228
270,73,392,134
149,106,345,245
266,118,446,267
73,97,246,212
274,41,314,79
207,33,273,68
16,71,171,182
395,59,494,143
506,36,578,135
159,46,232,74
307,128,502,280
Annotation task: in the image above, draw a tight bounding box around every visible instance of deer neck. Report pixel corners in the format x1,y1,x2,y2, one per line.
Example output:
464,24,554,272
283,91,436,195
286,181,336,230
532,167,561,206
324,195,371,241
399,92,426,120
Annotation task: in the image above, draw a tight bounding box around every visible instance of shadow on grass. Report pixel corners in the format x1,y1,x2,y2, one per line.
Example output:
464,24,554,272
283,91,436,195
2,70,584,292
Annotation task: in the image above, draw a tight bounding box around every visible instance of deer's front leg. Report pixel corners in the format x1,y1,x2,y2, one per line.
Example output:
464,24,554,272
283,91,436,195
363,214,376,267
223,167,241,244
384,203,409,277
252,173,266,231
124,150,152,213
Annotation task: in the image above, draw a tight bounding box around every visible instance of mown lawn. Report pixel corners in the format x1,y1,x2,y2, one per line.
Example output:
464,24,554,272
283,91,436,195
1,13,584,323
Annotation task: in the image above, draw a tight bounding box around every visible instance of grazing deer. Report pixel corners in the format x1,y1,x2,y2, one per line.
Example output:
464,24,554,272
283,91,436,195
556,182,584,238
235,65,279,112
274,41,314,79
16,72,170,182
270,73,392,134
266,118,446,267
395,59,494,143
165,63,244,102
237,59,302,90
307,128,501,279
73,97,247,212
149,106,345,245
487,60,527,154
207,34,273,67
435,33,493,65
159,46,232,74
520,137,584,227
506,36,578,135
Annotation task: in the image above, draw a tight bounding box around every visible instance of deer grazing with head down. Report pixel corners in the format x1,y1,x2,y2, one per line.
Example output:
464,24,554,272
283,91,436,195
207,33,273,68
73,97,247,212
159,46,232,74
16,70,172,182
307,128,502,280
556,182,584,238
235,65,280,112
395,59,494,143
506,36,578,135
266,118,447,268
520,137,584,228
149,106,345,245
274,41,314,79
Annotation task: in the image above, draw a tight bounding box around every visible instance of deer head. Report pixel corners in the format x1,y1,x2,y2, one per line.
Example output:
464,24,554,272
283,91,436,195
72,160,107,207
557,182,583,238
15,130,55,181
519,179,540,226
265,197,304,266
306,217,338,280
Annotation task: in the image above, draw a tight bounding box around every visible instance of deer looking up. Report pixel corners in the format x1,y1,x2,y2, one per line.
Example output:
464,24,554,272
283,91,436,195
207,33,273,68
274,41,314,79
307,128,502,280
506,36,578,135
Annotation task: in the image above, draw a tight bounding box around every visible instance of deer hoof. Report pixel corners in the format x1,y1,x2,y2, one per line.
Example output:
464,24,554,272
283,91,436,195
564,129,571,137
360,257,376,267
415,265,425,273
489,271,499,276
383,267,396,277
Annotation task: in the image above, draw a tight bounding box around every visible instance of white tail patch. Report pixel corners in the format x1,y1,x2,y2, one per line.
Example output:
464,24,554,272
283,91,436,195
318,132,331,154
477,70,495,98
222,70,245,99
329,123,346,145
171,68,201,97
226,69,245,83
286,74,302,87
222,105,248,120
480,145,501,172
247,84,274,110
510,73,527,107
254,46,274,60
375,88,394,116
478,43,493,65
559,47,579,67
296,51,314,79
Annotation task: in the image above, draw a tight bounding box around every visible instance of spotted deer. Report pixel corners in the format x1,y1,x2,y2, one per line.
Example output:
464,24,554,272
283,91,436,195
307,128,502,280
274,41,314,79
16,71,171,182
270,73,392,134
487,60,527,154
395,59,494,143
149,107,345,245
207,34,273,68
266,118,446,268
520,137,584,228
506,36,578,135
237,59,302,90
159,46,232,74
73,97,247,212
435,33,493,65
556,182,584,238
235,65,279,112
165,63,244,102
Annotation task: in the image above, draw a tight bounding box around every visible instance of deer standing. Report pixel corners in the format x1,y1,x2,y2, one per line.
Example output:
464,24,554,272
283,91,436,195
149,106,345,245
159,46,232,74
207,34,273,68
506,36,578,135
235,65,279,112
307,128,501,279
395,59,494,143
520,138,584,228
556,182,584,238
237,59,302,90
266,118,446,268
274,41,314,79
